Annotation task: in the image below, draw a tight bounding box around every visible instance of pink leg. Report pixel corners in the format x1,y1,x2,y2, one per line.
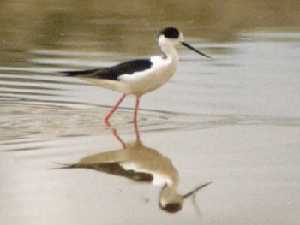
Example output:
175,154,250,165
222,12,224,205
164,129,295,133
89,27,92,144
133,96,140,123
111,127,126,149
104,93,126,126
133,97,141,141
105,122,126,148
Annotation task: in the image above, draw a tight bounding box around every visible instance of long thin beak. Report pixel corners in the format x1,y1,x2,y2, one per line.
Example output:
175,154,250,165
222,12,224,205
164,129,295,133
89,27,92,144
183,181,212,199
181,41,211,59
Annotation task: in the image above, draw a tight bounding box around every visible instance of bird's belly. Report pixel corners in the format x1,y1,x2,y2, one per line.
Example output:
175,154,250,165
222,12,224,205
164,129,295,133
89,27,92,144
123,64,176,96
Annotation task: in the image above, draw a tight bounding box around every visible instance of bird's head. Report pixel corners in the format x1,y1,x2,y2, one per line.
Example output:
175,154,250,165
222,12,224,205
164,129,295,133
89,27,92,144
158,26,211,58
158,181,212,213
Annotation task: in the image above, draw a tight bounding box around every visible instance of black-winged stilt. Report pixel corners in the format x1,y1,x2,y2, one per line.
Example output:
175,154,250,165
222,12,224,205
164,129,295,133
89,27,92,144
62,27,210,125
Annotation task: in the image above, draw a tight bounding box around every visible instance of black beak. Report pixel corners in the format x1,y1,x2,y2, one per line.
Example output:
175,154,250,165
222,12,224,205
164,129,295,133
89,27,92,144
181,41,211,59
183,181,212,199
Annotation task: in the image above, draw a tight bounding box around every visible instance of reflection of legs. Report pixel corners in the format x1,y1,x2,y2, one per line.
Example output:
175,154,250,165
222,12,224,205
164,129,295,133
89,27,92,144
111,127,126,149
104,93,126,126
134,97,141,141
133,96,140,123
104,118,126,148
105,95,141,146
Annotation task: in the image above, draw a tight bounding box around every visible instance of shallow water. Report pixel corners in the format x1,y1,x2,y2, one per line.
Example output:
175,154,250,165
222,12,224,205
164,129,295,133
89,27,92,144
1,1,300,225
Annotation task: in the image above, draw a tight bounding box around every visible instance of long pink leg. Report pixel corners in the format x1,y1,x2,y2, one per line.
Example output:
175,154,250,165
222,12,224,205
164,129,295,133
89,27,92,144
133,96,141,141
111,127,126,148
104,93,126,126
105,121,126,148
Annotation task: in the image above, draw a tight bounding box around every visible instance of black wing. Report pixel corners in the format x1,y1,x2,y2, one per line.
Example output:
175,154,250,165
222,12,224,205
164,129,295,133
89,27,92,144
61,59,153,80
60,162,153,182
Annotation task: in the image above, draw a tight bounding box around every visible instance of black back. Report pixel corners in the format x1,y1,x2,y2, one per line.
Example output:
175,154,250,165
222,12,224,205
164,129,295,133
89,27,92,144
102,59,153,80
62,59,153,80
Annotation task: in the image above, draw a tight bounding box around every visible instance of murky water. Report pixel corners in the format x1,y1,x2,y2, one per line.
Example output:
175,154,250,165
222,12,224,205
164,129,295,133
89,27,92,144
1,1,300,225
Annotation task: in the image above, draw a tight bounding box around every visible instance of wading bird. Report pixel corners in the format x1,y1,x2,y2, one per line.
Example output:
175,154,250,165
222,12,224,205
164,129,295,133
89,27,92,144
62,27,210,125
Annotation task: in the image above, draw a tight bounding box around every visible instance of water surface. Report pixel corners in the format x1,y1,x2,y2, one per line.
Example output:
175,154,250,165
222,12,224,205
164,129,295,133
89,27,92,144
1,1,300,225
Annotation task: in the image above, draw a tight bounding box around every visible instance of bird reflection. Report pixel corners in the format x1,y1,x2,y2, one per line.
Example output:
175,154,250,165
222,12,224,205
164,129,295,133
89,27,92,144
61,121,211,213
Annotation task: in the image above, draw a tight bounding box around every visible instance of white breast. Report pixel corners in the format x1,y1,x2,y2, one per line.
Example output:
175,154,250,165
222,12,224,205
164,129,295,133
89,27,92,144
118,56,178,96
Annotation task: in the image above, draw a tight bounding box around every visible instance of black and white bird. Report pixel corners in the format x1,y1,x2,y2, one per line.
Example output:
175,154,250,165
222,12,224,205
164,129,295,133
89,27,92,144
62,27,210,125
59,120,212,213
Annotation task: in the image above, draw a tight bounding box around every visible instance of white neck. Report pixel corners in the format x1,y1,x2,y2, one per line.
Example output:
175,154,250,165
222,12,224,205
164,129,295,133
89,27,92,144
158,36,179,62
